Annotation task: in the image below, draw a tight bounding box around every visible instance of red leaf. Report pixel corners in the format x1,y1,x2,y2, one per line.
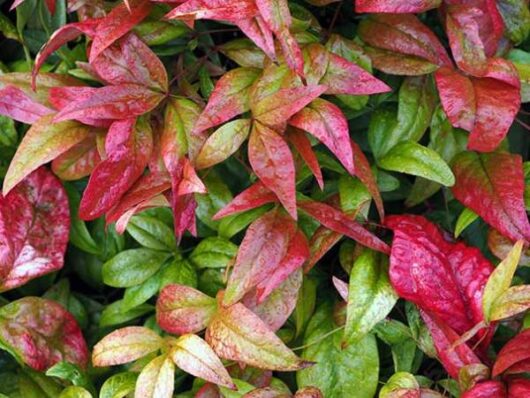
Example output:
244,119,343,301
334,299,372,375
287,128,323,190
89,0,153,62
0,167,69,291
298,199,390,254
289,98,354,175
0,297,88,371
172,192,198,241
0,86,53,124
52,134,102,181
434,59,520,152
236,16,276,60
248,122,297,219
451,151,530,243
212,181,277,220
355,0,441,13
420,311,483,379
492,329,530,377
164,0,258,23
79,118,153,219
53,84,164,123
508,379,530,398
385,215,494,352
304,226,342,273
461,381,507,398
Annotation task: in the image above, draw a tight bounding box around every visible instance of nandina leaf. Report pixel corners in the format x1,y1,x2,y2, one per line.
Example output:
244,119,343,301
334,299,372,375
53,84,164,123
0,167,69,291
420,311,483,379
295,387,323,398
92,33,168,92
205,299,311,371
298,199,390,254
461,381,507,398
248,122,297,219
115,195,170,234
451,151,530,242
488,229,530,266
508,378,530,397
385,215,494,350
170,334,235,389
156,284,217,335
0,85,53,124
79,118,153,220
172,193,198,241
379,372,420,398
489,285,530,322
51,134,102,181
492,329,530,377
3,116,91,195
212,181,278,220
89,0,153,62
135,355,175,398
434,59,520,152
355,0,441,13
305,226,342,273
92,326,164,366
358,14,451,76
195,119,252,170
164,0,258,24
236,17,276,60
192,67,260,135
0,297,88,371
287,128,324,189
251,85,327,131
289,98,354,174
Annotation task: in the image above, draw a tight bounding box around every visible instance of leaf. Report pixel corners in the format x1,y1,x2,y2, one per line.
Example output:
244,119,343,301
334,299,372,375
0,167,70,291
79,118,153,220
455,208,479,238
297,303,379,398
156,284,217,335
134,355,175,398
343,249,398,346
126,214,176,251
490,286,530,322
287,128,324,189
482,240,524,322
460,381,506,398
492,329,530,376
213,181,277,220
0,297,88,371
92,326,164,367
0,85,53,124
249,122,296,219
508,379,530,397
51,134,101,181
488,229,530,266
99,372,137,398
3,116,91,195
355,0,441,13
189,237,238,269
99,300,154,328
164,0,258,24
379,372,420,398
206,299,311,371
59,386,92,398
195,119,252,169
498,0,530,44
46,361,93,392
171,334,235,389
385,215,494,352
451,151,530,242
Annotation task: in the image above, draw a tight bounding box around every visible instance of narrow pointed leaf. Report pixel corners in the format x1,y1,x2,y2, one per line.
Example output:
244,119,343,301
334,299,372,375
493,329,530,376
287,128,323,189
212,181,277,220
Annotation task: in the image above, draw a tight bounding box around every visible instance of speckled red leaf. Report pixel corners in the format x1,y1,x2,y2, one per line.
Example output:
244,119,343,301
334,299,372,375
53,84,164,123
304,226,342,273
420,311,483,379
508,379,530,397
79,118,153,220
164,0,258,24
435,59,520,152
289,98,354,175
236,16,276,60
461,381,507,398
92,33,168,92
0,167,69,291
0,86,53,124
355,0,441,13
52,134,102,181
89,0,152,62
492,329,530,377
172,192,198,241
115,195,170,234
298,199,390,254
212,181,277,220
248,122,297,219
287,128,323,189
451,151,530,243
157,284,218,335
385,215,494,352
0,297,88,370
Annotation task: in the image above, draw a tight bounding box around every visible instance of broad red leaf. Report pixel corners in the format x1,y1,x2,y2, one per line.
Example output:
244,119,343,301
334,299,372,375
451,151,530,243
53,84,164,123
420,311,483,379
287,128,323,189
385,215,494,353
52,134,102,181
298,199,390,254
249,122,296,219
461,381,507,398
164,0,258,24
508,379,530,398
212,181,277,220
434,59,520,152
157,284,218,335
0,167,69,291
289,98,354,174
0,297,88,370
92,33,168,92
0,86,53,124
492,329,530,377
236,16,276,60
355,0,441,13
79,118,153,219
224,209,307,306
89,0,153,62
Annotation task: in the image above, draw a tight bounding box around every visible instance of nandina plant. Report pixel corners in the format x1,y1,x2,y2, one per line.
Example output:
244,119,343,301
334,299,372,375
0,0,530,396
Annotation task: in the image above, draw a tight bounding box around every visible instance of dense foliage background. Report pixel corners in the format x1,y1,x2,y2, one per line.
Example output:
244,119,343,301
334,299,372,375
0,0,530,397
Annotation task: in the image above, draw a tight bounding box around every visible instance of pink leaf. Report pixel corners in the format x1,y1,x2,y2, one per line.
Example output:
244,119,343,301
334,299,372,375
0,86,53,124
212,181,278,220
492,329,530,377
287,128,324,190
355,0,441,13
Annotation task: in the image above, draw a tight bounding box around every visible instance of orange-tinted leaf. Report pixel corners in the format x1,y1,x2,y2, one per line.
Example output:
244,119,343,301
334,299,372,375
52,134,102,181
212,181,278,220
295,387,324,398
0,85,53,124
287,128,323,189
488,229,530,266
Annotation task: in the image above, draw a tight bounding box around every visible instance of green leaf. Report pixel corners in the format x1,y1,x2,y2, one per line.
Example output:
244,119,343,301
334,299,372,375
99,372,137,398
46,362,93,393
58,386,92,398
0,12,20,42
379,372,419,398
295,276,317,338
297,303,379,397
195,172,233,231
189,237,238,269
498,0,530,44
122,269,163,312
99,300,154,328
378,141,455,186
102,249,170,288
218,206,270,239
160,259,198,289
454,208,479,238
126,214,177,252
